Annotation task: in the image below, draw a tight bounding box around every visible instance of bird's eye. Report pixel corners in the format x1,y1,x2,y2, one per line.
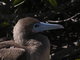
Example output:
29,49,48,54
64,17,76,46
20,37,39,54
34,24,39,28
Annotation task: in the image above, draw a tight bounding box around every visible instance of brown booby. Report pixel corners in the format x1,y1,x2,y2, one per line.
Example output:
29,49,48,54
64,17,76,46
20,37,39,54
0,17,64,60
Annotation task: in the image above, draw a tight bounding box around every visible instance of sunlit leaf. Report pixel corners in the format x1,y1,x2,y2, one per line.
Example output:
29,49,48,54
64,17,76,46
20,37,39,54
48,0,57,7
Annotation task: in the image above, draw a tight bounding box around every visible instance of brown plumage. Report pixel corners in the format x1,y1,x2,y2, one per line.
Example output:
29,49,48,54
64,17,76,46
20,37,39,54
0,17,50,60
0,17,64,60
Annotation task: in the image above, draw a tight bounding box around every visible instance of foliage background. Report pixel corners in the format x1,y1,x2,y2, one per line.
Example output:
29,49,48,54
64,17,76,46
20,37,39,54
0,0,80,60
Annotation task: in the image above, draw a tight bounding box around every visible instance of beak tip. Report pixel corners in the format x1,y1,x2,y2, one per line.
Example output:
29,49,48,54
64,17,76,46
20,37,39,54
61,26,64,29
53,24,64,29
59,25,64,29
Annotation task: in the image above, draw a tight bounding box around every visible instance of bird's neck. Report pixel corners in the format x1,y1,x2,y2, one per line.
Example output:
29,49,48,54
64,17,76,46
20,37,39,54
13,29,43,46
13,31,29,46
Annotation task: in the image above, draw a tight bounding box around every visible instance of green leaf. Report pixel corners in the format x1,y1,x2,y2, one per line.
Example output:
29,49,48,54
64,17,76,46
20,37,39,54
75,59,80,60
13,0,24,5
0,22,9,27
48,0,57,7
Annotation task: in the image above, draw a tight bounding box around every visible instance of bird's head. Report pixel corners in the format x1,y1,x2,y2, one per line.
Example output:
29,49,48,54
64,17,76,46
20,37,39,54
13,17,64,45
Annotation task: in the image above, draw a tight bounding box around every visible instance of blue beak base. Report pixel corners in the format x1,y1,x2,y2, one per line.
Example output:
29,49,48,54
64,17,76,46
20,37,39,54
32,22,64,32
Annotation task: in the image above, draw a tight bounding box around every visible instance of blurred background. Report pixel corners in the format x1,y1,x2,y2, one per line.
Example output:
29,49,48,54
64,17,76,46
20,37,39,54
0,0,80,60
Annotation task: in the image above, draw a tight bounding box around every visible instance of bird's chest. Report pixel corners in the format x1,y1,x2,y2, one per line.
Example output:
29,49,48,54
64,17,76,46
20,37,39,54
24,39,42,54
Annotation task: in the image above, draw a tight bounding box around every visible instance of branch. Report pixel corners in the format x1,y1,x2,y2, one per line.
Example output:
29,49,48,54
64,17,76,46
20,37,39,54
47,13,80,23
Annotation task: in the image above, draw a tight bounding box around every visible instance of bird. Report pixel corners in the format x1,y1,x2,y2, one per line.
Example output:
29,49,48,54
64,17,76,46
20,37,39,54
0,17,64,60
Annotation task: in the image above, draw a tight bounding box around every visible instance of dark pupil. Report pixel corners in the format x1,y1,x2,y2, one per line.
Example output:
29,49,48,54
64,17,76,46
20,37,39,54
35,24,39,27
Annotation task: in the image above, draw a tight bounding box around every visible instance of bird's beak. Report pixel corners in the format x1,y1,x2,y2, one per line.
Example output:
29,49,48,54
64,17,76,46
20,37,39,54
32,22,64,32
